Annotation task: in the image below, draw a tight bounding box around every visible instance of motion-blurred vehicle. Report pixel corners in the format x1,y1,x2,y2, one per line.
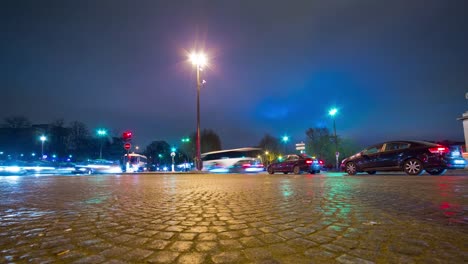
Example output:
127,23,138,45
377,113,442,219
74,159,122,174
202,148,264,173
267,154,323,174
0,161,28,175
341,140,466,176
122,153,148,172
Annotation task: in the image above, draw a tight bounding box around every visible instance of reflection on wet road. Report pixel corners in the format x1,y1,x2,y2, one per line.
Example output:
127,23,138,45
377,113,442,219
0,173,466,263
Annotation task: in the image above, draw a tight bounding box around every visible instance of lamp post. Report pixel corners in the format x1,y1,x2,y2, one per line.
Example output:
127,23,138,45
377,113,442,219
39,135,47,159
97,129,107,159
328,108,339,169
282,135,289,154
190,52,207,171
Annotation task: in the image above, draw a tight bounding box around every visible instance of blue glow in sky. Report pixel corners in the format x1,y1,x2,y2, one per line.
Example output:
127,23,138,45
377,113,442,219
1,0,467,148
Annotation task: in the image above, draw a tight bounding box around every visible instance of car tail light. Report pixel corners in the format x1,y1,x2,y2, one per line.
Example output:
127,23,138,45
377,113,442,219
428,146,450,154
242,163,251,168
306,159,312,164
319,160,324,165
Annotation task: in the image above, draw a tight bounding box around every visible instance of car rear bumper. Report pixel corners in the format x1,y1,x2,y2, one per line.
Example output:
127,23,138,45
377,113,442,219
308,164,322,171
424,156,466,170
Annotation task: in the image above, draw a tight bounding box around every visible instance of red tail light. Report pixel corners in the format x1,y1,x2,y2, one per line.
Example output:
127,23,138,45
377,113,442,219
428,146,450,154
306,159,312,164
319,160,324,165
242,163,251,168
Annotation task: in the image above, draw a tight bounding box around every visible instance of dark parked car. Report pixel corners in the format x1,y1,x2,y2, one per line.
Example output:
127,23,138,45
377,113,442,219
267,154,323,174
341,140,466,176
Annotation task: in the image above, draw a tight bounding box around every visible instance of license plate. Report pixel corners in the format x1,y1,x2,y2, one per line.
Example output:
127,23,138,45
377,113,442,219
454,160,465,164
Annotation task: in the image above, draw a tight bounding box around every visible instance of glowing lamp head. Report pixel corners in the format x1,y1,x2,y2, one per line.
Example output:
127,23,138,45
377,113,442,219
40,135,47,142
190,52,207,67
282,136,289,142
329,108,338,117
97,129,107,136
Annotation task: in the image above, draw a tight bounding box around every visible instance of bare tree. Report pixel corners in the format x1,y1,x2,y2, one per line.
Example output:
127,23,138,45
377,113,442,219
2,116,31,128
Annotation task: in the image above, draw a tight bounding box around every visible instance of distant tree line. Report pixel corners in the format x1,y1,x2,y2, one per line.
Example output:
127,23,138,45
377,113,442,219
0,115,360,167
0,116,224,166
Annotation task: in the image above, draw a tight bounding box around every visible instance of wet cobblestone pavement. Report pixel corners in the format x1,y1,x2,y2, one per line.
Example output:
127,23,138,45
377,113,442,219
0,173,467,263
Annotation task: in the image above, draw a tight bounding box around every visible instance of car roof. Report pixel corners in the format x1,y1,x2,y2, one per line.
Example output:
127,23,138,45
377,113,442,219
377,140,438,146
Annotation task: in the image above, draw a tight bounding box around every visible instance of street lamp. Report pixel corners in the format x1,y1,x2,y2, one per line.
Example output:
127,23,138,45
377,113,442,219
190,51,207,171
282,135,289,154
328,108,339,169
39,135,47,159
97,129,107,159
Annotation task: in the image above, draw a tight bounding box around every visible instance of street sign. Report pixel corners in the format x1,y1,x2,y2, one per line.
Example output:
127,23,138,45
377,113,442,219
124,143,131,150
170,152,176,157
335,151,340,157
296,142,305,151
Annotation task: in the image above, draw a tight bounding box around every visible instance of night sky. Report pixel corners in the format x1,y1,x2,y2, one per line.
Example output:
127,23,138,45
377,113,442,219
1,0,467,149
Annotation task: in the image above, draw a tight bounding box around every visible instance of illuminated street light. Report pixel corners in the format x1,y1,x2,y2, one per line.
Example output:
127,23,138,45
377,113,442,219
190,51,208,171
282,135,289,154
329,107,339,169
96,129,108,159
189,53,207,67
39,135,47,158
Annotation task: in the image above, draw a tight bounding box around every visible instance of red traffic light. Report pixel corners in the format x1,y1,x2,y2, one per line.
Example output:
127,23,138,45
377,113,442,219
122,131,132,141
124,143,131,150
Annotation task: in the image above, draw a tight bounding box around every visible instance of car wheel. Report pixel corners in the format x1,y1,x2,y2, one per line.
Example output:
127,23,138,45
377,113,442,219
367,171,376,175
426,168,447,175
404,159,424,175
345,162,357,175
315,170,320,174
267,167,274,174
309,170,316,174
293,166,301,174
283,172,288,174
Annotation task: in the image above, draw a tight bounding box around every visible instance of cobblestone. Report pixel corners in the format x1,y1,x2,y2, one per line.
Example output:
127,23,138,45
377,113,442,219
0,173,466,263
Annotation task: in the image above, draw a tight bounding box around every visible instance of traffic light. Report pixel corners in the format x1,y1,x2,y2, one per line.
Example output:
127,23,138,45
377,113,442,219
122,131,132,142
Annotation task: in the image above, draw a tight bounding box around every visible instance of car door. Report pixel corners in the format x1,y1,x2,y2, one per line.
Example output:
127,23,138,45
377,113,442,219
284,155,299,172
377,142,410,168
273,157,287,172
357,144,383,170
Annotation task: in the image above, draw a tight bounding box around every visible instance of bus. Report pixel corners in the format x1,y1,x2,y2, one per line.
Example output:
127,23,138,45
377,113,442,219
122,153,148,172
201,147,264,173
